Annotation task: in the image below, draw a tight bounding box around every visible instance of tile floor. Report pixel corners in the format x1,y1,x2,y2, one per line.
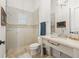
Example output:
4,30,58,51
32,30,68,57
7,45,53,58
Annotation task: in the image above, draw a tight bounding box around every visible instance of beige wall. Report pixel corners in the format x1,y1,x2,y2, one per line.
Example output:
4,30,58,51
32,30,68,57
33,9,39,42
39,0,51,35
51,0,57,33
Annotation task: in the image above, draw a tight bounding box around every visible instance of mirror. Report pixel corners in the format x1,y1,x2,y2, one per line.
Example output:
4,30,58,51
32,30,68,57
68,0,79,34
51,0,79,36
70,7,79,34
51,0,69,36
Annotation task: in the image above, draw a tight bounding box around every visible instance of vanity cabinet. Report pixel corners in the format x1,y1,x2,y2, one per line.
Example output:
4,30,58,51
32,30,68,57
40,36,79,58
43,39,73,57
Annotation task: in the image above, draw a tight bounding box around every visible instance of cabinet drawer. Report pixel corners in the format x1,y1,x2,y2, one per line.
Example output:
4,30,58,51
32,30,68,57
43,39,73,57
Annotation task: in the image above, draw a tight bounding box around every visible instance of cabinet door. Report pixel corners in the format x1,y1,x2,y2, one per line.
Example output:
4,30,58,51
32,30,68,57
52,48,61,58
73,49,79,58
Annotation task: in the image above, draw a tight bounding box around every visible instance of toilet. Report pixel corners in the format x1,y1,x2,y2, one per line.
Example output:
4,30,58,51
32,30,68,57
29,43,40,56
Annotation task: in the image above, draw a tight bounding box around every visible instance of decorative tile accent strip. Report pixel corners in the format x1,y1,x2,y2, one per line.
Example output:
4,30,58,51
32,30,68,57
7,24,39,28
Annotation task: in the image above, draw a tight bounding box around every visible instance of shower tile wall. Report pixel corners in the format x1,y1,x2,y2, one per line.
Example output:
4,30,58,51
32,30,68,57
6,6,38,51
6,28,17,50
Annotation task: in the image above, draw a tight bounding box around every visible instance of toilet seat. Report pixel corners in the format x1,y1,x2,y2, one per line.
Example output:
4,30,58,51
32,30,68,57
30,43,40,49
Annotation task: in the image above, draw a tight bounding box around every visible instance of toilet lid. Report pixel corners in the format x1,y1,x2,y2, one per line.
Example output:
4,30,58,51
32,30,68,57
30,43,40,48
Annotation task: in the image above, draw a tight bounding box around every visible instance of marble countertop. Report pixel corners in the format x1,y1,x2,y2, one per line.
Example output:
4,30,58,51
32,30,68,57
41,36,79,49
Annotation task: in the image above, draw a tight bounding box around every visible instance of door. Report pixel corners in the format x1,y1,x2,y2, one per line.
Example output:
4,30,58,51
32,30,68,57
0,27,6,58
